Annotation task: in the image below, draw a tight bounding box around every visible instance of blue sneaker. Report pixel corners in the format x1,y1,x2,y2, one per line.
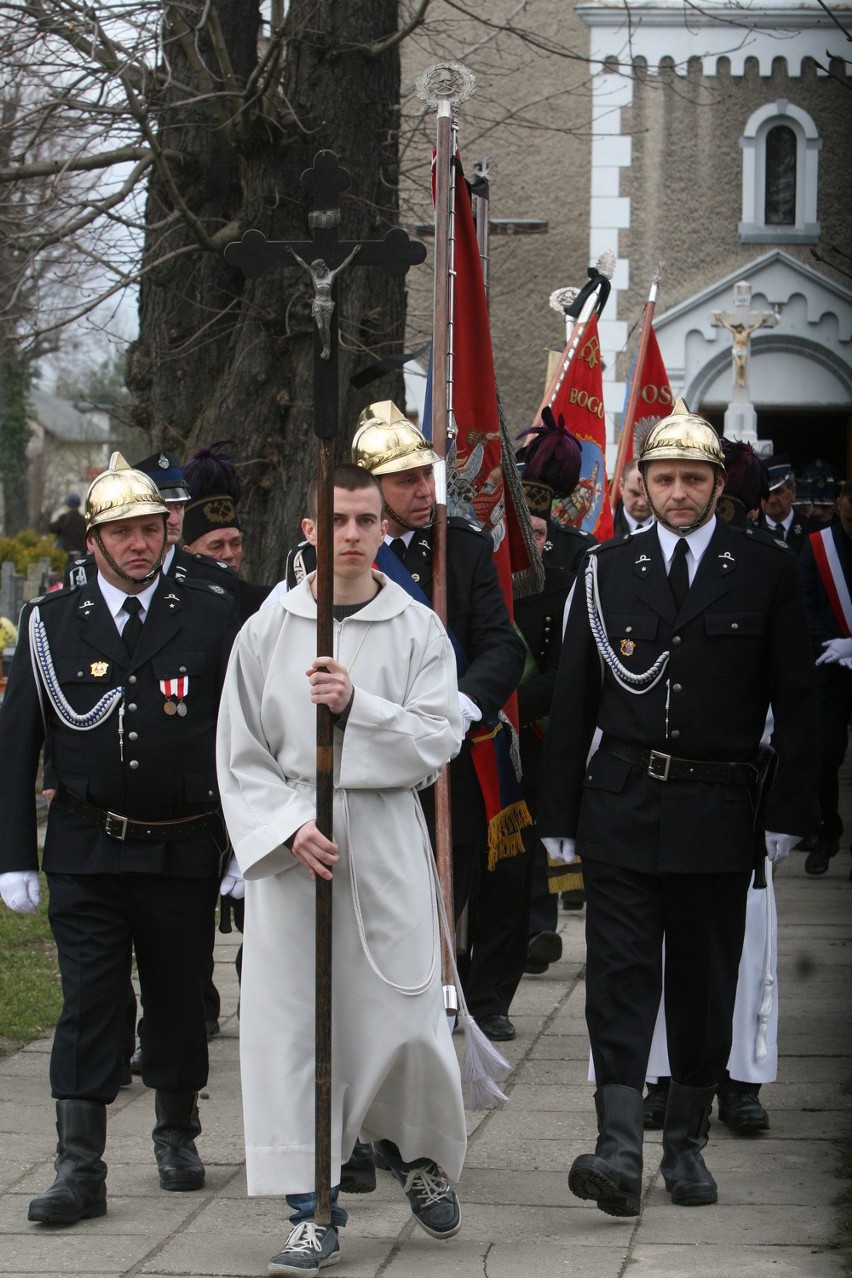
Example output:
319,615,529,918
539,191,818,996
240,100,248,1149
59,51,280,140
267,1221,340,1274
374,1141,461,1239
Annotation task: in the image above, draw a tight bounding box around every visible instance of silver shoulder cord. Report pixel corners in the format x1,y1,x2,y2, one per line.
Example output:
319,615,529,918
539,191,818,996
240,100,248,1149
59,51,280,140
584,553,670,695
28,606,125,735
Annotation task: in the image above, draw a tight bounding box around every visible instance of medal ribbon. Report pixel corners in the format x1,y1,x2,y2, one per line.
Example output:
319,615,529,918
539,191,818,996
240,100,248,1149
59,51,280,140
160,677,189,701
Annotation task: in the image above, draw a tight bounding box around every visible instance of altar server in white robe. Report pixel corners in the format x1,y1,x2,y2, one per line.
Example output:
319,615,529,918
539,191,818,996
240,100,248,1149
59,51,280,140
217,464,467,1276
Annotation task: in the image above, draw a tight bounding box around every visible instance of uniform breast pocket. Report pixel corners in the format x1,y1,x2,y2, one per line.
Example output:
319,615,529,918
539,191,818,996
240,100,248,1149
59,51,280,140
607,613,659,656
54,658,115,685
151,651,209,681
704,612,764,638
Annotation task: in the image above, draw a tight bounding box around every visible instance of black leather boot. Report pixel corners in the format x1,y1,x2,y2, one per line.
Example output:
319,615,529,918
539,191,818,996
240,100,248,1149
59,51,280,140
152,1091,205,1191
568,1084,644,1216
28,1099,108,1223
660,1081,718,1205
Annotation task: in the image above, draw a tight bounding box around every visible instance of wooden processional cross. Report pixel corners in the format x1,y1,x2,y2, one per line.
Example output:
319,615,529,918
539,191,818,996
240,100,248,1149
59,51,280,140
224,150,426,1225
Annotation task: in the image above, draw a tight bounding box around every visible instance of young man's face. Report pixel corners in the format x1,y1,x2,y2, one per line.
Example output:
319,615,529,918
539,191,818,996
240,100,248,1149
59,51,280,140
379,464,435,533
87,514,166,590
303,485,387,585
643,460,722,530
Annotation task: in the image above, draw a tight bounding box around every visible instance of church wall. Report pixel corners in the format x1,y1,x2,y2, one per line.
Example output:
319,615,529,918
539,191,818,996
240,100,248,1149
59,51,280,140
618,52,852,385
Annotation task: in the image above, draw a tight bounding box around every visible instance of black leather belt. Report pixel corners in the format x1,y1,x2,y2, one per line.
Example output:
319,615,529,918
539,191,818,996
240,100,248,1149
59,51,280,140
56,784,221,842
599,735,759,786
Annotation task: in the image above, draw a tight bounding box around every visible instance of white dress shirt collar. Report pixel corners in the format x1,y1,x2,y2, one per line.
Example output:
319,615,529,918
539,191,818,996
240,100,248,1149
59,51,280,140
97,573,160,630
655,516,717,584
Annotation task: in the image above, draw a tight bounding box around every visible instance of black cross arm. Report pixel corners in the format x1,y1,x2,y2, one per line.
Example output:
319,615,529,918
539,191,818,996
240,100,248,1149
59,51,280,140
224,227,426,281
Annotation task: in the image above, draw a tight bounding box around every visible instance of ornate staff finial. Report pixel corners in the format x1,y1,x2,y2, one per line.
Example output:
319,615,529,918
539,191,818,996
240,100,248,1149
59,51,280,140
415,62,476,109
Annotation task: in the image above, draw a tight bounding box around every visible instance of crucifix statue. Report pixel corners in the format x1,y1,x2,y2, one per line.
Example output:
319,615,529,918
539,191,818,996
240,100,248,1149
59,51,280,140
224,151,426,1227
711,280,777,395
224,149,426,438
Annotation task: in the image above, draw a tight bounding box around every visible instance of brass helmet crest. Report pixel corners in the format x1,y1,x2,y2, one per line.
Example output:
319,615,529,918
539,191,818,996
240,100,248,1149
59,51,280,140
352,401,440,475
85,452,168,531
638,398,725,471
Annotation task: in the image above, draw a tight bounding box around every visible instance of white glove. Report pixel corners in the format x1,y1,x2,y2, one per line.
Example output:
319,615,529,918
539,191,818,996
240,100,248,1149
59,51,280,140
815,637,852,666
764,832,799,865
458,692,483,736
541,836,577,866
0,871,41,914
219,855,245,900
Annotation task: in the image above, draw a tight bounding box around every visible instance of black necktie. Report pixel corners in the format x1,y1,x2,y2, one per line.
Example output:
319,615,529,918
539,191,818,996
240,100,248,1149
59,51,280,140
390,538,407,561
668,538,690,612
122,596,143,655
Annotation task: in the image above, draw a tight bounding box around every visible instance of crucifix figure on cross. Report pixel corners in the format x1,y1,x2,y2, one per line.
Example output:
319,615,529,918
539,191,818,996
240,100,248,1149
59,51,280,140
224,149,425,438
288,244,361,359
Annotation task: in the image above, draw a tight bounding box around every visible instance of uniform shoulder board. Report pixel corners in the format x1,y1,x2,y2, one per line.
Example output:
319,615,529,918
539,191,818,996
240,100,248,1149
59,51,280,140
190,551,233,574
179,576,231,598
743,526,790,551
447,515,487,536
29,585,75,604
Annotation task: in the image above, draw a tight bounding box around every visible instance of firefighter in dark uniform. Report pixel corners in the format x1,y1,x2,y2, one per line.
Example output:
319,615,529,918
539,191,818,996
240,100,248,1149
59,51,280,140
0,454,240,1225
59,450,236,1064
538,401,817,1216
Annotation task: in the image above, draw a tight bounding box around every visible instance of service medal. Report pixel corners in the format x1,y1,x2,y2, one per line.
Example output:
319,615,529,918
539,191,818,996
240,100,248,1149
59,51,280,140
90,661,109,677
160,676,189,716
620,638,635,657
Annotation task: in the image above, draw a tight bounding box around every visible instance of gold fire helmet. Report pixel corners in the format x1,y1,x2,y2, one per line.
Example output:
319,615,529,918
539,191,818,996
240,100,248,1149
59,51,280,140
85,452,168,531
638,398,725,471
352,401,441,476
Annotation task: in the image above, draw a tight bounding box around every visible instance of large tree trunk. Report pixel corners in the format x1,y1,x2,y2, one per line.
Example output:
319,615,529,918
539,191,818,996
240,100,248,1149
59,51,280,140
127,0,408,582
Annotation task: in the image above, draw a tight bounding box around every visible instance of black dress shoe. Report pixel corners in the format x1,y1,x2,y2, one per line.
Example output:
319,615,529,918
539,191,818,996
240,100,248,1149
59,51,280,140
561,888,586,911
477,1014,515,1041
205,1019,220,1041
717,1086,769,1134
129,1045,144,1075
525,931,562,974
805,842,833,875
340,1140,376,1194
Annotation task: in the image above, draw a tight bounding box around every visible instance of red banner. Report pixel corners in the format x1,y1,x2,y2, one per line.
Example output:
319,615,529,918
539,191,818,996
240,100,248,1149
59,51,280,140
546,314,614,542
448,163,535,620
622,325,673,464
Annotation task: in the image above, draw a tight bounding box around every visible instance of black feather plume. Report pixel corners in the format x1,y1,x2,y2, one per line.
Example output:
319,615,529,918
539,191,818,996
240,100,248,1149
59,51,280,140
183,439,241,503
516,407,583,495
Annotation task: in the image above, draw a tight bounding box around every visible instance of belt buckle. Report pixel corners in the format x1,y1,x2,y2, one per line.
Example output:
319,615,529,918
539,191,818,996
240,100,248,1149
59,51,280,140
104,811,128,841
648,750,671,782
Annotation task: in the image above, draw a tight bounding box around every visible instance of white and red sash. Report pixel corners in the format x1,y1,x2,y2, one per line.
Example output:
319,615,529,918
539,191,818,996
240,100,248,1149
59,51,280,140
811,527,852,637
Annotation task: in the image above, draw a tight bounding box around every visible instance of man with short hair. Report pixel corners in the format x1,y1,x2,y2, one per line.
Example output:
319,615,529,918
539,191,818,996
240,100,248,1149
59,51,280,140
267,403,526,1041
613,458,654,535
0,453,240,1225
762,457,815,552
217,463,467,1274
539,401,817,1216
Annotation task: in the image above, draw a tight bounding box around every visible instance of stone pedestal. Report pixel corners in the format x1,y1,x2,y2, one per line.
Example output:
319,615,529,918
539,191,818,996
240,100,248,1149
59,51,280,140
723,400,758,443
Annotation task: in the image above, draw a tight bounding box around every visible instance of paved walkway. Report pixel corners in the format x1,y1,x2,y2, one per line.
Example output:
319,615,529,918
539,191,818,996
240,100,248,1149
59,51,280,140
1,842,850,1276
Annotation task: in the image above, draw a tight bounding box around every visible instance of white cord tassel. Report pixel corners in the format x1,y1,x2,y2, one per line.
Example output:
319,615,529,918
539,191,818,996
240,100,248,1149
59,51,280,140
457,1009,510,1110
428,841,510,1109
755,859,775,1062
